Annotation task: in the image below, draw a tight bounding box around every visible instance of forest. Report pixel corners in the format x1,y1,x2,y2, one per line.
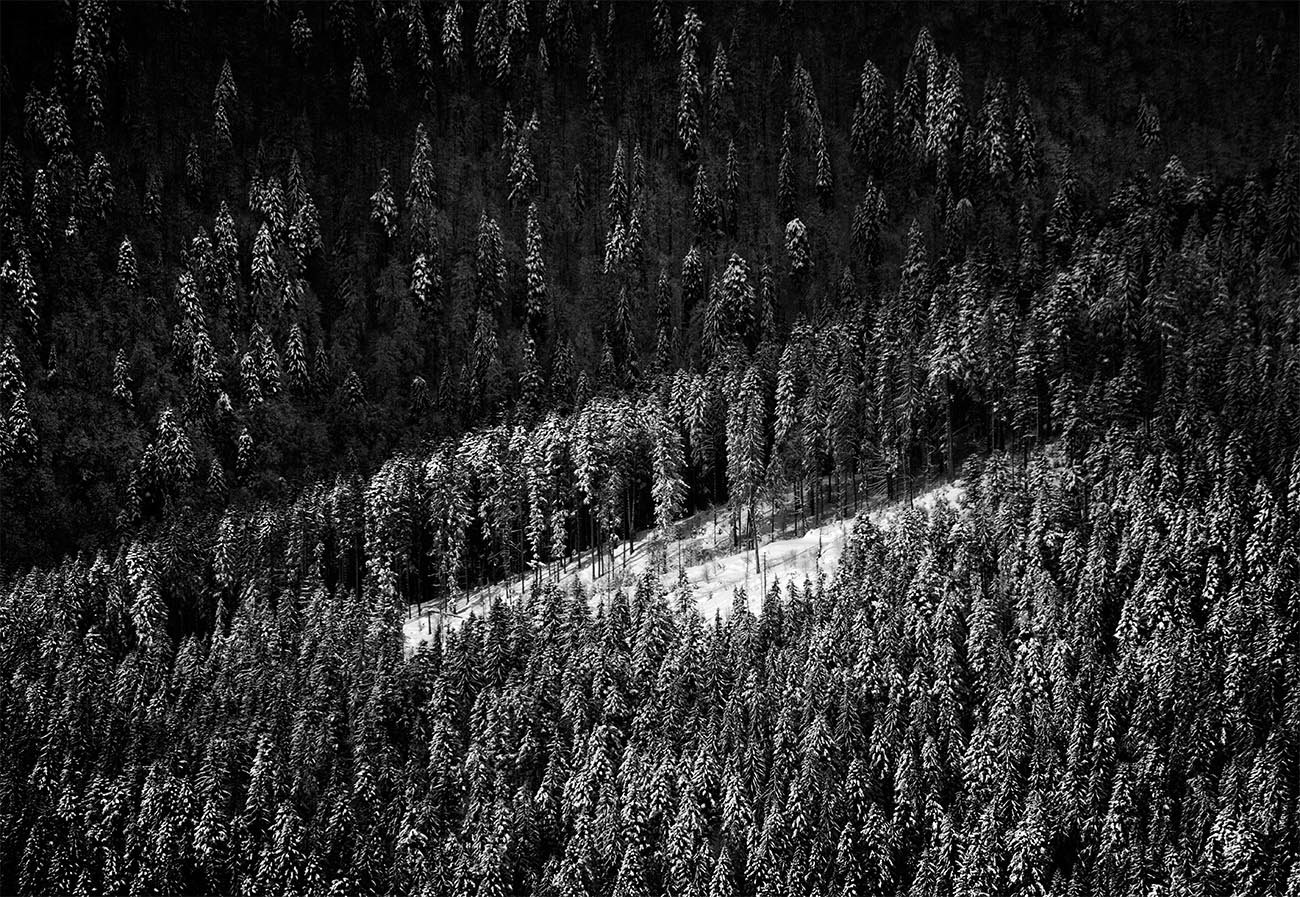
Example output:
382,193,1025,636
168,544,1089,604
0,1,1298,895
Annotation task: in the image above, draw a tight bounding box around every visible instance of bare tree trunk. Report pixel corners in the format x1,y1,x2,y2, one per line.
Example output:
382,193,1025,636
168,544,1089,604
946,382,955,480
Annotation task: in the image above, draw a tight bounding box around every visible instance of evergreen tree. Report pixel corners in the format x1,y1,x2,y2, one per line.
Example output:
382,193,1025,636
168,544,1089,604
112,348,132,406
525,202,549,332
350,56,370,111
785,218,810,279
371,168,398,238
677,6,704,161
407,122,439,248
118,236,138,289
692,164,719,247
851,59,891,173
1138,93,1162,151
443,0,464,72
778,114,796,219
475,213,506,314
507,114,538,206
1013,81,1039,185
650,399,687,534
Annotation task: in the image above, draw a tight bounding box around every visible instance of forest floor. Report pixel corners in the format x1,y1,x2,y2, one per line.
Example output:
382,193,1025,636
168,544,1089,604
403,478,967,648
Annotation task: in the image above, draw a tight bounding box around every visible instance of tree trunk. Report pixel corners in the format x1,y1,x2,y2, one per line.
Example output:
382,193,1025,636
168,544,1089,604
946,381,955,480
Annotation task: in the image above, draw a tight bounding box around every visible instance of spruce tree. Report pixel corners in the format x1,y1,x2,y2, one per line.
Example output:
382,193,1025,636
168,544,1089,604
350,56,370,111
475,213,506,314
677,7,704,161
525,202,549,332
371,168,398,238
407,122,439,248
778,114,796,219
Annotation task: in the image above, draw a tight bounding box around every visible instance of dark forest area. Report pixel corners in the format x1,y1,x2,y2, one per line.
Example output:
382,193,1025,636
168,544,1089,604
1,2,1298,895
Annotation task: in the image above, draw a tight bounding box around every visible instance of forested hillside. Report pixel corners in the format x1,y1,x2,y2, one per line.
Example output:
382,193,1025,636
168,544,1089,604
1,0,1295,571
6,436,1300,894
1,2,1298,895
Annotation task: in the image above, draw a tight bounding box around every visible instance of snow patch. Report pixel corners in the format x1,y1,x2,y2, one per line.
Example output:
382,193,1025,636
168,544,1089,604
404,481,966,648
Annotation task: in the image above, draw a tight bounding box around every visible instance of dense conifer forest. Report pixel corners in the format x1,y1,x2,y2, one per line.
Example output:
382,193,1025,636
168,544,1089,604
1,1,1298,894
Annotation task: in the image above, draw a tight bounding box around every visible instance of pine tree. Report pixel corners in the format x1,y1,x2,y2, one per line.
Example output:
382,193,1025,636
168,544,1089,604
692,165,718,245
410,375,430,416
467,308,503,415
814,123,833,210
708,844,737,897
341,369,365,409
852,181,887,271
709,41,733,125
682,244,706,324
236,426,254,475
112,348,132,406
1268,134,1299,264
240,351,263,406
851,59,891,173
1013,81,1039,185
653,271,676,376
350,56,370,112
785,218,810,280
721,253,755,349
778,114,796,219
251,222,278,314
289,187,322,265
612,288,637,380
213,59,237,147
507,115,538,206
73,0,108,126
30,168,52,248
1137,93,1162,152
498,0,527,82
722,140,741,233
0,139,21,247
140,165,160,224
519,330,544,416
411,252,441,308
677,6,704,161
255,325,282,397
727,363,766,545
371,168,398,238
443,0,463,71
291,9,312,56
206,456,227,499
2,249,40,332
653,0,674,60
1045,161,1077,254
608,139,630,226
407,122,439,248
285,323,309,392
979,78,1011,186
475,213,505,314
925,54,964,169
587,42,606,114
0,338,23,404
525,202,549,331
5,392,37,461
87,152,114,218
186,133,204,193
156,408,197,486
118,236,138,290
474,0,502,71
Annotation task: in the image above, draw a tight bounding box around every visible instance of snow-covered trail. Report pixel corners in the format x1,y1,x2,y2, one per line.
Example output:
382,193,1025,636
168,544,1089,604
404,481,966,648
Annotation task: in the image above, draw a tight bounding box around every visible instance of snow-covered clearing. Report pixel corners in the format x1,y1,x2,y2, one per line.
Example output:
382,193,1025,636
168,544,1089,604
404,481,966,648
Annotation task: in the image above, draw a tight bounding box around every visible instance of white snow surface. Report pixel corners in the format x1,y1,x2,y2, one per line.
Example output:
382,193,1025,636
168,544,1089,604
404,481,966,648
